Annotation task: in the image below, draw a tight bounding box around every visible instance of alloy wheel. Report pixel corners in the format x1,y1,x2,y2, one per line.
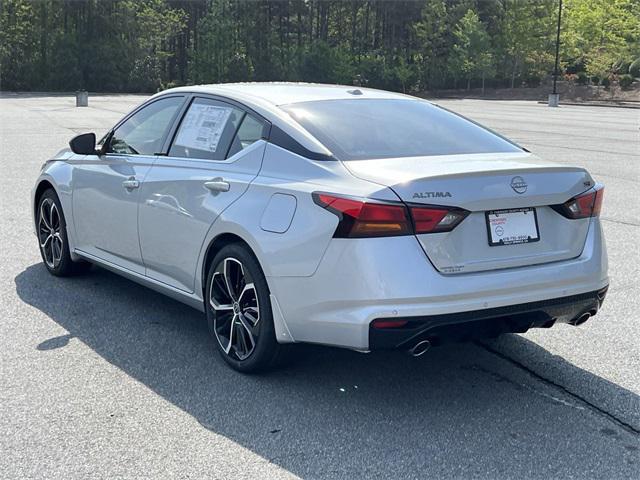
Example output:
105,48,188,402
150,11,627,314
209,257,260,361
38,198,64,269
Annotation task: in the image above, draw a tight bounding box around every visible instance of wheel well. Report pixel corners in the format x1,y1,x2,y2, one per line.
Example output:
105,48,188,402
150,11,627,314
34,180,55,220
201,233,253,295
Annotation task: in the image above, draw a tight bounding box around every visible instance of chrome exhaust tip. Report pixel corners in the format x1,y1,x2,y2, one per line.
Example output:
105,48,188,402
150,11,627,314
571,312,591,326
408,340,431,357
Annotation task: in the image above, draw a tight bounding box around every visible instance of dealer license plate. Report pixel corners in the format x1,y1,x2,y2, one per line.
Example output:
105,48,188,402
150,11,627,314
485,207,540,246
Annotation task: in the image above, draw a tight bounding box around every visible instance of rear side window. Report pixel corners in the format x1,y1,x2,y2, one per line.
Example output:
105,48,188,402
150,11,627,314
280,99,521,160
109,96,184,155
169,98,244,160
226,114,267,158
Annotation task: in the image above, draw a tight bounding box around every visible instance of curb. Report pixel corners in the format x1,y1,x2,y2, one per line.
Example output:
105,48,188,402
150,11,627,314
535,100,640,109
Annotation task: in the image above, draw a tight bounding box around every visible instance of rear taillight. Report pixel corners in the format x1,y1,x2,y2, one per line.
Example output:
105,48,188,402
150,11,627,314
312,193,411,237
552,186,604,219
410,205,469,234
313,192,469,238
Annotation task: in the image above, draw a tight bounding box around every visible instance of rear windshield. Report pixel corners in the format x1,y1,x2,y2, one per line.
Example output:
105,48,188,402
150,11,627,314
280,98,521,160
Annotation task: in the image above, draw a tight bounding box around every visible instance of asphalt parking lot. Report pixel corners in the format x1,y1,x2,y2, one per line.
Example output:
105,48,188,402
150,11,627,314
1,93,638,479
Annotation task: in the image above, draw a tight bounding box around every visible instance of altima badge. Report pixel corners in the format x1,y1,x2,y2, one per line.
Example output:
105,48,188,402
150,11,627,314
510,176,527,194
412,191,452,199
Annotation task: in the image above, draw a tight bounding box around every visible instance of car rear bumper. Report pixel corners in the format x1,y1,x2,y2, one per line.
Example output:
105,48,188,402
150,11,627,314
268,218,608,350
369,286,608,350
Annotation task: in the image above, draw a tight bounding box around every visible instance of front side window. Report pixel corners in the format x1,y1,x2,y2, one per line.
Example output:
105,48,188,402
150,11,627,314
280,99,522,160
109,96,184,155
169,98,244,160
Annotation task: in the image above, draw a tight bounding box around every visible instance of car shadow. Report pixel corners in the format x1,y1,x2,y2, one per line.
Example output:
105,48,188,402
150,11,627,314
14,263,640,478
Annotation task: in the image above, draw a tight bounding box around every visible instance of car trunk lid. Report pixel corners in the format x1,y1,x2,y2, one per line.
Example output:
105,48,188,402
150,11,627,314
343,152,594,274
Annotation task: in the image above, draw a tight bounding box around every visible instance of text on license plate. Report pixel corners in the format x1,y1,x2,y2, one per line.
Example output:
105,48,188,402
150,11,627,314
485,207,540,246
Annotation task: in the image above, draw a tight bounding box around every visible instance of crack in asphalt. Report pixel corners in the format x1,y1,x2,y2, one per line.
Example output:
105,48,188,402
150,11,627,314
475,341,640,436
523,141,639,158
601,217,640,227
464,363,587,412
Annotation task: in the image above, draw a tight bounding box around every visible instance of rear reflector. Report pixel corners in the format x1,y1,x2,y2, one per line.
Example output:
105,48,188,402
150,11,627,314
371,320,409,329
552,186,604,219
313,192,469,238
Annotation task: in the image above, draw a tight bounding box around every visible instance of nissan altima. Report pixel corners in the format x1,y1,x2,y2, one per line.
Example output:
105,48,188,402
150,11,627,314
32,83,608,372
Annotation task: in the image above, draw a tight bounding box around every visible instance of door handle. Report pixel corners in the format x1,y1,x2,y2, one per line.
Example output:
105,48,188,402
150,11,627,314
204,178,230,193
122,178,140,190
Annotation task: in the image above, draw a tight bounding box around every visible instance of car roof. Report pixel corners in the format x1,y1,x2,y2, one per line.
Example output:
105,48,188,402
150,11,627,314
164,82,409,106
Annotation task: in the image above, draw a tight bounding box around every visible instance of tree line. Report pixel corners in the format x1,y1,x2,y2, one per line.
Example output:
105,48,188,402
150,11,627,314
1,0,638,93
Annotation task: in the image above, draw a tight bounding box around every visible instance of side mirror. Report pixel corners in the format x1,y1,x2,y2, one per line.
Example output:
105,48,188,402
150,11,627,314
69,133,97,155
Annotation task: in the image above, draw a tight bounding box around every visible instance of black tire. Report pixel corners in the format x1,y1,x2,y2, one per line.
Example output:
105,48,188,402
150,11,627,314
36,189,91,277
205,243,288,373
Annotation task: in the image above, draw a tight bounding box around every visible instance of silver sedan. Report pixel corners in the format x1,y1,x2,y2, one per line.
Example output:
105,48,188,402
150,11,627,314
32,83,609,372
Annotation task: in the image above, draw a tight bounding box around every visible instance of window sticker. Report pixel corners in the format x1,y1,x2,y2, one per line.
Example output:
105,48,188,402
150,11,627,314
174,103,233,152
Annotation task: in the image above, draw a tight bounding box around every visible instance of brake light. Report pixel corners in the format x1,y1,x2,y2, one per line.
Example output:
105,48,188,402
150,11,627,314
553,186,604,219
410,206,469,234
313,192,469,238
313,193,412,237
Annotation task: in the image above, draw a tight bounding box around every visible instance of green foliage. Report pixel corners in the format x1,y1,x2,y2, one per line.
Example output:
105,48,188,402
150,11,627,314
412,0,449,89
629,58,640,78
0,0,186,91
0,0,36,89
497,0,556,88
614,59,631,74
576,71,589,85
357,54,389,88
525,74,542,87
392,57,418,93
450,10,495,90
619,74,634,88
120,0,187,91
0,0,638,93
227,54,254,83
563,0,640,79
299,42,354,85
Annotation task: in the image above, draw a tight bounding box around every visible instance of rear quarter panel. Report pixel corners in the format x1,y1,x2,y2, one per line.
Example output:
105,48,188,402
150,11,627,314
195,144,399,293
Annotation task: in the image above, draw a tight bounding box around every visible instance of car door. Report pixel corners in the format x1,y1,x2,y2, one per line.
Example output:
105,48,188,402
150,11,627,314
138,96,269,292
72,95,186,273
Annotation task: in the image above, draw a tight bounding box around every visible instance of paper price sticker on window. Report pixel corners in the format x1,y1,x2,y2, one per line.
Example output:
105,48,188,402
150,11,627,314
174,104,232,153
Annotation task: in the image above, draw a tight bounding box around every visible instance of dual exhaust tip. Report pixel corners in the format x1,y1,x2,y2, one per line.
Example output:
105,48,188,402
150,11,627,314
407,309,597,355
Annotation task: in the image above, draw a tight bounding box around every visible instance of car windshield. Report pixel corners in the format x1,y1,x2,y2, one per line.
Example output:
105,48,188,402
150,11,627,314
280,98,522,160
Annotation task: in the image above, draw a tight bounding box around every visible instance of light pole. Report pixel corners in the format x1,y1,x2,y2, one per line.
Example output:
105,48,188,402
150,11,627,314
549,0,563,107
